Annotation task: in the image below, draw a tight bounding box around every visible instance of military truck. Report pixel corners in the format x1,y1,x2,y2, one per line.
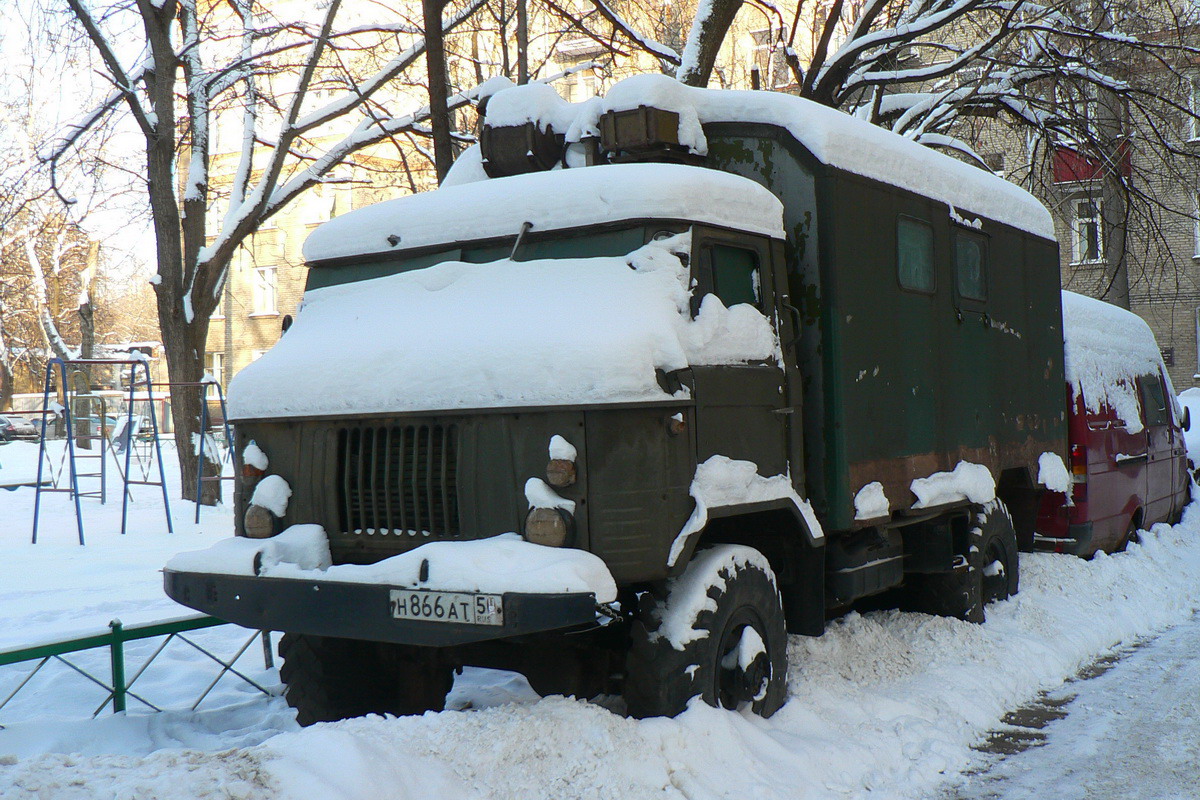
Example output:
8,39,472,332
164,74,1066,724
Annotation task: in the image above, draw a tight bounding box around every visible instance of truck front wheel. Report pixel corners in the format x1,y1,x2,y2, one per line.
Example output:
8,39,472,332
623,545,788,719
278,633,453,726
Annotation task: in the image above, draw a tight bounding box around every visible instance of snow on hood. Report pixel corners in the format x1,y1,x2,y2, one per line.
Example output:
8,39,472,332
228,235,779,420
302,162,785,263
1062,290,1164,434
476,74,1055,240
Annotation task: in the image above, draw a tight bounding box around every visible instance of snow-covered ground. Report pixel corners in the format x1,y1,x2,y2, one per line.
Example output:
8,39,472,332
4,440,1200,798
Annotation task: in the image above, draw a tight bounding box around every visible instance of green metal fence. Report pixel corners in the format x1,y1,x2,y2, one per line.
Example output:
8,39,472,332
0,614,277,718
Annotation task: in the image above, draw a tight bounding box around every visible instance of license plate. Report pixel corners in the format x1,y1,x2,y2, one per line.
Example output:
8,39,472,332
389,590,504,626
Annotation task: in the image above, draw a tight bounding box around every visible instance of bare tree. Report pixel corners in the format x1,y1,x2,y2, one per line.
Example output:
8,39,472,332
41,0,492,502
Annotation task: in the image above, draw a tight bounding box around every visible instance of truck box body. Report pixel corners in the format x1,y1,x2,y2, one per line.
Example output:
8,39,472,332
703,125,1065,531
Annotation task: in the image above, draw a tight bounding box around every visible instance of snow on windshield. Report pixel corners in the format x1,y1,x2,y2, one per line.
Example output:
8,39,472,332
302,162,784,263
1062,290,1164,434
229,234,780,420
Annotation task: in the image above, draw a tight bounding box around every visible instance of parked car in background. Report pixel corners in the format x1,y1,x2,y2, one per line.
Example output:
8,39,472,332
1036,291,1191,556
0,415,39,442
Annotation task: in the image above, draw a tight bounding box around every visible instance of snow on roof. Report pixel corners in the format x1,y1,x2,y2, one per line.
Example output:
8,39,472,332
302,162,785,263
230,235,779,420
1062,290,1164,433
479,74,1055,240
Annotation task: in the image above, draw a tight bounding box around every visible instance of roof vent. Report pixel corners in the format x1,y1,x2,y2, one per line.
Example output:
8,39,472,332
599,105,702,165
479,122,564,178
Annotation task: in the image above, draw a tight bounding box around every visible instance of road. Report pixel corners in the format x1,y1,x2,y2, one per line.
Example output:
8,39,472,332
948,613,1200,800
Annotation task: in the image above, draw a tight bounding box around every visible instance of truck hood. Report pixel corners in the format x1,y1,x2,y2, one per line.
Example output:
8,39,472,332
227,239,779,420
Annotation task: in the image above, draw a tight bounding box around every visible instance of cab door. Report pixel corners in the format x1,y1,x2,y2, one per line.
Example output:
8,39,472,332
1138,373,1174,525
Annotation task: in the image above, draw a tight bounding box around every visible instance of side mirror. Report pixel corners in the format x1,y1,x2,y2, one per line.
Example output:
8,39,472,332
1184,406,1192,432
281,314,294,335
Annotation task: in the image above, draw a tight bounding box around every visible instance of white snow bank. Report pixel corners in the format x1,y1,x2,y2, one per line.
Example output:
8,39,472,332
165,529,617,603
1062,290,1164,435
229,236,779,420
166,524,332,575
654,544,778,650
668,455,823,567
303,162,784,262
249,475,291,517
853,481,890,520
1037,452,1071,494
1179,388,1200,468
910,461,995,509
480,73,1054,239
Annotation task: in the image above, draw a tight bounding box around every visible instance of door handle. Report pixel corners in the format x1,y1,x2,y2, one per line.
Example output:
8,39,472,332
1115,453,1148,465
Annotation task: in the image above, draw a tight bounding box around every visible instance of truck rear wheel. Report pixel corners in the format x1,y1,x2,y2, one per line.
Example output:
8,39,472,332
623,545,787,719
278,633,453,726
902,499,1018,623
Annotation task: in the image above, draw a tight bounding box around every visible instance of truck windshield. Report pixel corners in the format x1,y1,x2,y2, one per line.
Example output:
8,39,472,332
305,225,660,292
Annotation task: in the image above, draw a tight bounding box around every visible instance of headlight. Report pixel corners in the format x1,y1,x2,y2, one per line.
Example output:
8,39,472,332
523,507,573,547
244,504,276,539
546,458,576,488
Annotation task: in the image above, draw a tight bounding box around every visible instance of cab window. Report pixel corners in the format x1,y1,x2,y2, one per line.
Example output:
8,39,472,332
954,231,988,301
708,244,761,307
1138,374,1170,427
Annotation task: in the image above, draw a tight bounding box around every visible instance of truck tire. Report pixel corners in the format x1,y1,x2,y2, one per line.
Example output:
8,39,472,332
623,545,787,719
902,499,1018,623
278,633,452,726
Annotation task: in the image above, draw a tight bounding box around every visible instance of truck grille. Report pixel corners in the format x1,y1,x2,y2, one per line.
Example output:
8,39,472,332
337,425,460,538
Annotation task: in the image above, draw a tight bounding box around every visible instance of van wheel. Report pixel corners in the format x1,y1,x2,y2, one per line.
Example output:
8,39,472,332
903,499,1018,623
279,633,452,726
1116,516,1141,552
623,545,788,719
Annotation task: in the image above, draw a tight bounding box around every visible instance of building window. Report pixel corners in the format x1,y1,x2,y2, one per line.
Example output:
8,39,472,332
206,352,224,386
1071,199,1104,264
252,266,277,315
1193,192,1200,258
1190,76,1200,140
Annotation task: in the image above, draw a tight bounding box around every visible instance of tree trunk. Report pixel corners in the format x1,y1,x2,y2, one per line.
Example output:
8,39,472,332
423,0,454,182
677,0,743,87
516,0,529,84
74,241,98,449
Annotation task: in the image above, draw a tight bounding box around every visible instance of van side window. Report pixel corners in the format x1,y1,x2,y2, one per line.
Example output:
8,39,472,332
709,244,760,307
897,217,934,293
1138,375,1170,427
954,231,988,301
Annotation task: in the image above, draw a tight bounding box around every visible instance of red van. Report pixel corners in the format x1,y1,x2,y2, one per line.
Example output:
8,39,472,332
1035,292,1191,556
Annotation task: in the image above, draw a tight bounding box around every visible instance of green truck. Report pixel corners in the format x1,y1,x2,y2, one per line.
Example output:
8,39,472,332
164,75,1066,724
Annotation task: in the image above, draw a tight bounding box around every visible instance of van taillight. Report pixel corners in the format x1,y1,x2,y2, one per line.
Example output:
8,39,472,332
1070,444,1087,503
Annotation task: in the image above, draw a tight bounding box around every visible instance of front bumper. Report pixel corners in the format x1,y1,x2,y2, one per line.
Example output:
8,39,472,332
163,568,601,647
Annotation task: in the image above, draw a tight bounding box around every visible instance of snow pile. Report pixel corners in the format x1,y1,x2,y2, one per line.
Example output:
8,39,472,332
853,481,890,520
1037,452,1071,494
230,236,779,420
474,73,1054,239
548,435,576,462
524,478,575,513
669,455,823,566
1179,388,1200,467
242,441,269,471
166,524,332,575
302,162,784,262
654,545,777,650
1062,290,1164,434
482,81,578,132
910,461,995,509
249,475,291,516
166,530,617,603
